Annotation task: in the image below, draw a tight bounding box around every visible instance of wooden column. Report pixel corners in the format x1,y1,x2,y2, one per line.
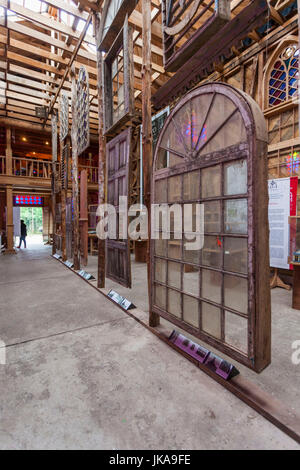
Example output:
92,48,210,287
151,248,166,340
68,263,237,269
95,12,106,288
60,140,67,261
6,127,12,175
51,162,57,255
142,0,159,327
71,66,80,271
5,185,15,253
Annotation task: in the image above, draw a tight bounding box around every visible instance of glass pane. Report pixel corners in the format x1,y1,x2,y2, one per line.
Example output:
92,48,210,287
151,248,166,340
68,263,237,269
183,236,200,264
154,284,166,310
183,265,200,297
160,119,187,157
173,101,193,152
201,165,221,198
225,311,248,353
224,160,247,195
168,289,181,318
224,275,248,314
155,238,167,257
202,235,223,268
190,93,214,152
155,259,167,284
168,261,181,289
202,269,222,304
155,179,167,203
168,175,182,203
202,302,222,339
225,199,248,234
183,295,199,327
168,240,182,260
183,171,200,200
200,95,247,155
224,237,248,274
204,201,221,233
156,148,169,170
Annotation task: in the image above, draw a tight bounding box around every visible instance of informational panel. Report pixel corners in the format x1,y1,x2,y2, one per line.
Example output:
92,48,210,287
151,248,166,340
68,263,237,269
268,177,298,269
13,206,20,237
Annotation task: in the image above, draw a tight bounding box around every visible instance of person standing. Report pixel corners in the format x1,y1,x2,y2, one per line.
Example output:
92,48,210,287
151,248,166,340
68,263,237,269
18,220,27,249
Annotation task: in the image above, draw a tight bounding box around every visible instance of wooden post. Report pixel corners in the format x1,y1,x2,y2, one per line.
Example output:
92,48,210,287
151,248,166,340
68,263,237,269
60,140,67,261
51,162,57,255
95,12,106,288
6,127,12,175
142,0,159,327
71,66,80,271
5,185,15,254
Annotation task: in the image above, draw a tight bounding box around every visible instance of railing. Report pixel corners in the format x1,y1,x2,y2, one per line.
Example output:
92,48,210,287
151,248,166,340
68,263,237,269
0,156,5,175
12,157,53,179
79,165,98,184
0,156,98,186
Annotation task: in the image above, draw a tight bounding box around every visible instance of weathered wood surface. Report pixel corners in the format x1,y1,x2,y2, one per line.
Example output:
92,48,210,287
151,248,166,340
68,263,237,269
142,0,160,327
71,66,80,271
80,169,88,267
153,0,269,109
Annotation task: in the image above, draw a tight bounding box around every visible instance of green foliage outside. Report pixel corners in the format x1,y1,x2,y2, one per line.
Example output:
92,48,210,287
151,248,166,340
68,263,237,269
20,207,43,235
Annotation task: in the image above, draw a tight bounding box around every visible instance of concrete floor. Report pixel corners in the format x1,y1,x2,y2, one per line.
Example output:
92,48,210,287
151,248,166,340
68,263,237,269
0,242,299,449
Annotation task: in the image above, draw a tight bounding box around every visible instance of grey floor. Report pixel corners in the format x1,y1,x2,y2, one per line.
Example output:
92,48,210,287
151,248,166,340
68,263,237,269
0,240,299,449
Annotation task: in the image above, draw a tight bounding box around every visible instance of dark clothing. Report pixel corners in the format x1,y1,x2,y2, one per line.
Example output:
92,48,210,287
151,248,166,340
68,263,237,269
21,223,27,238
19,236,26,248
19,222,27,248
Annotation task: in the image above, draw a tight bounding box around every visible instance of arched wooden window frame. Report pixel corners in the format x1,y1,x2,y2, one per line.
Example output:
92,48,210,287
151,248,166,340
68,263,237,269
263,36,299,112
151,83,271,372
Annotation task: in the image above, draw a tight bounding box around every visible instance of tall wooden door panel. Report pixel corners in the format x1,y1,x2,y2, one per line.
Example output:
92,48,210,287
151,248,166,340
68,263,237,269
106,128,131,287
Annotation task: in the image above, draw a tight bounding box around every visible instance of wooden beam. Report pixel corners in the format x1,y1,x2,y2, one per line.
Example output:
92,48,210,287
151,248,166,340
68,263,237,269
142,0,159,327
71,66,80,271
45,11,93,124
0,0,95,45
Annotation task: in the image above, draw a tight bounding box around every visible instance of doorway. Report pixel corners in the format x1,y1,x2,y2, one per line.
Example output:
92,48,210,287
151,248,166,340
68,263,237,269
20,207,43,246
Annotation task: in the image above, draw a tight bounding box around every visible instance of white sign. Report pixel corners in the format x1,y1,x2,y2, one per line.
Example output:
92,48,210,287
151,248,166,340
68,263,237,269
268,177,297,269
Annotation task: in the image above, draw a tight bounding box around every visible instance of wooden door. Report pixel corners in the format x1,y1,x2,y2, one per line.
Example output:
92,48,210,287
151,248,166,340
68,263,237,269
80,169,88,266
106,128,131,287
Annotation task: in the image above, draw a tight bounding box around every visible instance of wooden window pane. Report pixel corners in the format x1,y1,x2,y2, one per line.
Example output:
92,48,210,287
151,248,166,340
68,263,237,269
204,201,221,233
168,289,181,318
225,311,248,353
155,179,168,203
201,165,221,198
183,265,200,297
225,199,248,234
155,259,167,284
168,261,181,289
168,175,182,203
202,269,222,304
224,237,248,274
224,159,247,195
155,238,167,257
183,295,199,328
168,240,182,260
202,235,223,268
202,302,222,339
155,284,166,310
183,171,200,200
224,275,248,314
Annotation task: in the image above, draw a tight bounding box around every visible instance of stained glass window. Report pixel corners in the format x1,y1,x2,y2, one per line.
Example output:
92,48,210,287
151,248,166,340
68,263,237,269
269,44,299,107
14,195,43,206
